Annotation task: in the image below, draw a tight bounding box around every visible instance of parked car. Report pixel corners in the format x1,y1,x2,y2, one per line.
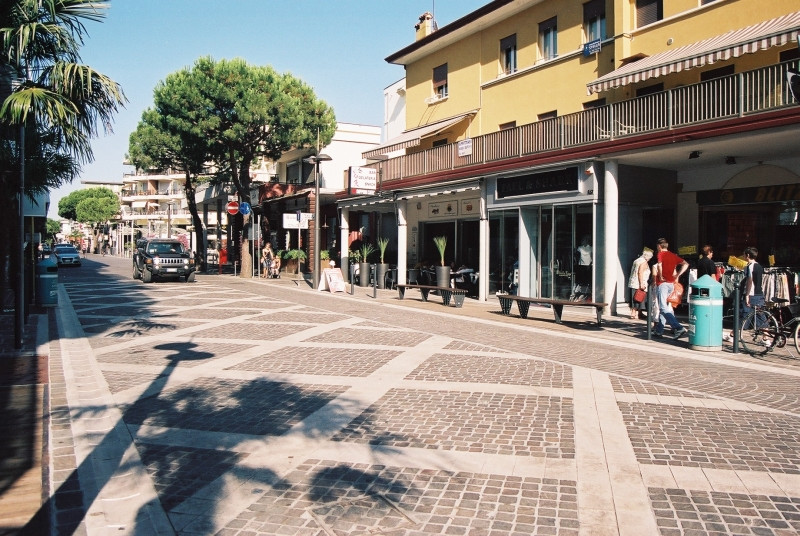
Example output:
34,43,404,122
51,244,81,266
133,238,196,283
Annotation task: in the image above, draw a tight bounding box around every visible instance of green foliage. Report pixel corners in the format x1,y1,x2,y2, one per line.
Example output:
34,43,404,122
348,249,361,263
58,187,117,221
75,195,119,224
46,218,61,237
376,237,390,264
281,249,307,261
433,236,447,266
359,243,376,263
320,250,330,261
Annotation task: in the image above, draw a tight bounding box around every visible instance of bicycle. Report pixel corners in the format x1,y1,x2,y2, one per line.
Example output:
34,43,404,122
738,298,800,356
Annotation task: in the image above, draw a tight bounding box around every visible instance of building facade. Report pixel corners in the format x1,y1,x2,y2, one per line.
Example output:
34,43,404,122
340,0,800,312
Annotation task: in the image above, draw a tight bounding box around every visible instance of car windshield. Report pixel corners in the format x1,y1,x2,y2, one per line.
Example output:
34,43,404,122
148,243,184,255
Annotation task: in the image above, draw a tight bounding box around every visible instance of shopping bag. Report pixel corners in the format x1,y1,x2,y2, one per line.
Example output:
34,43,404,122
667,282,683,307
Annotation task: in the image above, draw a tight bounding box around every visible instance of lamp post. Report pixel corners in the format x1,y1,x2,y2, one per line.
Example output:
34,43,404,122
303,153,332,289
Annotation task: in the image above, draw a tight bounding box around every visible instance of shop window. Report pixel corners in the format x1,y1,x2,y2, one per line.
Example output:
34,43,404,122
433,63,448,99
500,34,517,74
636,0,662,28
583,0,606,42
539,17,558,61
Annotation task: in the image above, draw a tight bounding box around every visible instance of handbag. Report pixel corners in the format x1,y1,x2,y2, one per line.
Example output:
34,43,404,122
667,282,683,307
633,288,647,303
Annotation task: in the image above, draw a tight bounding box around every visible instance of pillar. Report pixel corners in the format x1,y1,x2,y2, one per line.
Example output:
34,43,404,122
603,160,619,315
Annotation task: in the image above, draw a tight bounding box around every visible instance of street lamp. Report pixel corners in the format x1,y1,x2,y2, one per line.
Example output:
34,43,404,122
303,153,332,289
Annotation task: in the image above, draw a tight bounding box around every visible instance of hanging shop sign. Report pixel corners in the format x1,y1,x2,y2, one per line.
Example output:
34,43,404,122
496,167,579,199
457,138,473,157
349,166,377,195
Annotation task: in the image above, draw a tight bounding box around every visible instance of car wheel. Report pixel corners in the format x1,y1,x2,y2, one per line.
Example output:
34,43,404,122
186,272,196,283
133,264,141,279
142,269,153,283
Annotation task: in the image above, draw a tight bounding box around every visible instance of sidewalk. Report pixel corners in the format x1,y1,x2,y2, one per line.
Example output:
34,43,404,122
3,260,799,535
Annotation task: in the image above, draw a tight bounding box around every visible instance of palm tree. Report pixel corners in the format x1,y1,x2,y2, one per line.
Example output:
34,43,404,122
0,0,125,326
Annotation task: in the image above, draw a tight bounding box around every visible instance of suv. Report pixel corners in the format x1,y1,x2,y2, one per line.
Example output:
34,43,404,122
133,239,196,283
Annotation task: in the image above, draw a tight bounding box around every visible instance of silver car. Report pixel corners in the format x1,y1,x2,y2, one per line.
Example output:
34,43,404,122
51,244,82,266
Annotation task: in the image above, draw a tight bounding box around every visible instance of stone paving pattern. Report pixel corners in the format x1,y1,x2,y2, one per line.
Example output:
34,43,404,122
13,256,800,535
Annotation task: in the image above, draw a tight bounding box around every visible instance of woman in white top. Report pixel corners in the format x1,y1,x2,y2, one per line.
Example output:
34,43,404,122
628,247,653,319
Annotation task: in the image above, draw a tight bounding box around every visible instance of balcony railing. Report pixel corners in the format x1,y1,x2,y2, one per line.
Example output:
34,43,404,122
371,60,798,184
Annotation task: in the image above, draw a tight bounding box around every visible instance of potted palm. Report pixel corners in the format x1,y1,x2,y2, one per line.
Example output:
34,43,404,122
282,248,307,274
376,237,390,289
433,235,450,287
358,243,376,287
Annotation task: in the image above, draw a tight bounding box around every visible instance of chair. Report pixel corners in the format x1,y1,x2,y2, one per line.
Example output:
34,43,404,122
384,267,398,290
407,268,419,285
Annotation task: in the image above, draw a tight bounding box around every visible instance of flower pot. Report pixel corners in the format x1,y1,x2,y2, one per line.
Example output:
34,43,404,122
284,259,299,274
435,265,451,288
376,263,389,289
358,262,371,287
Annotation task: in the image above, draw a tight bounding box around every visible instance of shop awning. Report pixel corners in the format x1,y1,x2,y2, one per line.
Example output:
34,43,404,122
587,11,800,94
131,201,147,208
363,112,476,159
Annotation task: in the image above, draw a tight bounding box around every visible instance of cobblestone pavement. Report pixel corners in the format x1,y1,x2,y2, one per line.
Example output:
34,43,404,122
33,256,800,534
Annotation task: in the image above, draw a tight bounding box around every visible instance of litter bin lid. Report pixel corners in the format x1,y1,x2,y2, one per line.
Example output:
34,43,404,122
36,258,57,273
690,274,722,297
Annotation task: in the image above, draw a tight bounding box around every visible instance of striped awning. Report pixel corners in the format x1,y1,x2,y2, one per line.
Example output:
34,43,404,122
363,112,476,159
587,11,800,94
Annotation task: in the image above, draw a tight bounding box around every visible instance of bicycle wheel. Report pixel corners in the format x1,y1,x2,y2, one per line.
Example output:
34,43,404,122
739,310,779,356
793,320,800,355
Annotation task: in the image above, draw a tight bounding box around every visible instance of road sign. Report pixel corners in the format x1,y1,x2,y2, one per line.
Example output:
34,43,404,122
283,212,313,229
226,201,239,215
239,202,251,215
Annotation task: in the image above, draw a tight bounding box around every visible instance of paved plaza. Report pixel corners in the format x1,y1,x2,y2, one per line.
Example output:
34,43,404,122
2,255,800,535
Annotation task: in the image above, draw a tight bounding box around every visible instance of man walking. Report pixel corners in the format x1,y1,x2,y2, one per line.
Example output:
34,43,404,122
652,238,689,339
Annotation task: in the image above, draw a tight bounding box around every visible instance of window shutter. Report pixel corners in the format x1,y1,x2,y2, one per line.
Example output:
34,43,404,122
433,64,448,88
500,34,516,51
583,0,603,20
636,0,661,27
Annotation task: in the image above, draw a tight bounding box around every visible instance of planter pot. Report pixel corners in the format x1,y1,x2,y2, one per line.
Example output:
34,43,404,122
376,263,389,289
435,265,451,288
358,262,371,287
284,259,299,274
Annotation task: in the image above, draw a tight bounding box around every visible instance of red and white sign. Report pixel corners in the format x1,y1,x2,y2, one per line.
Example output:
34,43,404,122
226,201,239,215
349,166,377,195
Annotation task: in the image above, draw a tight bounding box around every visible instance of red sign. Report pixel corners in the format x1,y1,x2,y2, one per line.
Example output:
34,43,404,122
226,201,239,215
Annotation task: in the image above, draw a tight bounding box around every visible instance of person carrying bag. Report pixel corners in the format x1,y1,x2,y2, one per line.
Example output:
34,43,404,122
628,247,653,319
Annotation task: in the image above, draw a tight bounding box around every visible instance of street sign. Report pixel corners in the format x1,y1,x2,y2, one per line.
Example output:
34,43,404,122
226,201,240,215
239,202,251,215
283,212,313,229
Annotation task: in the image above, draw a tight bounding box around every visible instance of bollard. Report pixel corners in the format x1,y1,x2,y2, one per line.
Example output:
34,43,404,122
372,264,377,299
350,264,355,295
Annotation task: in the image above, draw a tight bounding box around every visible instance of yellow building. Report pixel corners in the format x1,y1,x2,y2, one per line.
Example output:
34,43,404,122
339,0,800,314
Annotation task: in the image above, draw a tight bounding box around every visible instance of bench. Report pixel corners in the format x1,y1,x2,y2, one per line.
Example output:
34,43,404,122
497,294,607,326
397,284,467,308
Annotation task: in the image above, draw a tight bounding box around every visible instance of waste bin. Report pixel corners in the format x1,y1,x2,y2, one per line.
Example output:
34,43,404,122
688,274,723,351
36,258,58,307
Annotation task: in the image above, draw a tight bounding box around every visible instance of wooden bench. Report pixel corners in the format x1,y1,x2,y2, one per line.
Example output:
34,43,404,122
497,294,607,326
397,284,467,308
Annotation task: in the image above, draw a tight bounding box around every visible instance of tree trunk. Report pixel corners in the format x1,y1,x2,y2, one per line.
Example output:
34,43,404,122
183,174,206,271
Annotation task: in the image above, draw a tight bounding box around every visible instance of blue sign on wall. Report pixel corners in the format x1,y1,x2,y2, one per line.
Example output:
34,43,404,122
583,39,602,57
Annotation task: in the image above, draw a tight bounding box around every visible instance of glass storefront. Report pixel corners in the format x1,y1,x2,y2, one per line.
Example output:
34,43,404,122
490,203,595,300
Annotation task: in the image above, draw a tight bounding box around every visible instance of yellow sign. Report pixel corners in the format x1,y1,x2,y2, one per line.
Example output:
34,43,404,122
678,245,697,256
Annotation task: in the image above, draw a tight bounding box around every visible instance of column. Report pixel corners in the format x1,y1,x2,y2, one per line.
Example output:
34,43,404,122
397,199,408,285
603,160,619,315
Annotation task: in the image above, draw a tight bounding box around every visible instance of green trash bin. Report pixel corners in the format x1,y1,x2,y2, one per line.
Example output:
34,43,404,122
36,259,58,307
688,274,723,351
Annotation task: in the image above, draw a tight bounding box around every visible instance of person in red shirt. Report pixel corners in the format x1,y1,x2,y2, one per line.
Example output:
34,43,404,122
652,238,689,339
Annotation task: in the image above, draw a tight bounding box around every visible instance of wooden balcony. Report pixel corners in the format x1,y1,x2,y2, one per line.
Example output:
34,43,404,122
369,61,798,184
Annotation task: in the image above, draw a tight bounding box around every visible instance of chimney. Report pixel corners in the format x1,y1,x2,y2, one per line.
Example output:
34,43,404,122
415,12,437,41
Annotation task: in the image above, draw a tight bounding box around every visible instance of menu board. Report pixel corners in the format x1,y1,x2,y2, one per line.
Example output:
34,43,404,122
321,268,346,293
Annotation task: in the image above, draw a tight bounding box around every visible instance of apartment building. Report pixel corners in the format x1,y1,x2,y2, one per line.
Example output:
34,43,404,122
340,0,800,311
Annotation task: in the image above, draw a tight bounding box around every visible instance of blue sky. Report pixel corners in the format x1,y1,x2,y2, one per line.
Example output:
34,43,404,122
49,0,488,217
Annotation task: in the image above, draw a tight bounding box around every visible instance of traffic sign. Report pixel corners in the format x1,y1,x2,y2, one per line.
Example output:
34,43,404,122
226,201,239,215
239,202,251,215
